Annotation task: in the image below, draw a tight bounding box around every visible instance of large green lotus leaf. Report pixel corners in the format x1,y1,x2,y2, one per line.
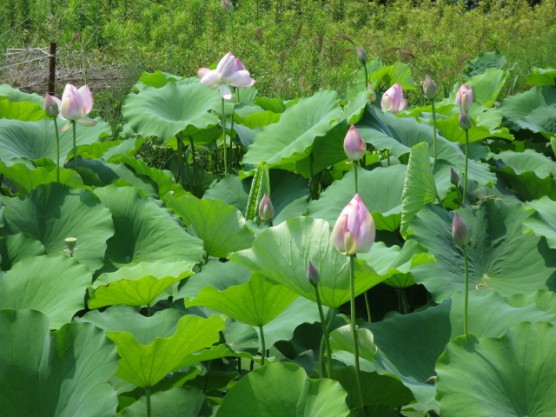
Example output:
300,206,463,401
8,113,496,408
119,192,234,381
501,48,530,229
90,260,196,308
89,275,182,308
400,142,437,237
121,387,207,417
0,309,118,417
524,196,556,249
409,201,556,301
518,104,556,134
166,194,254,258
357,107,496,186
0,84,44,105
120,156,188,199
108,314,224,387
0,255,91,328
357,240,435,289
330,325,377,367
0,118,111,164
0,232,45,269
368,289,553,410
187,273,298,327
370,61,417,91
176,258,252,300
506,289,556,315
526,67,556,86
231,217,387,308
215,362,350,417
122,80,221,140
463,51,507,78
203,174,250,212
0,161,83,195
462,68,508,107
495,149,556,200
78,306,184,343
242,90,344,175
501,86,556,131
435,110,513,144
308,165,406,231
2,183,113,271
436,322,556,417
94,185,203,270
0,96,45,120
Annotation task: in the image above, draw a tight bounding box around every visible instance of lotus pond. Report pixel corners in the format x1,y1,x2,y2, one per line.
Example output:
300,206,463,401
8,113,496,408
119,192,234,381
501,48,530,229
0,51,555,417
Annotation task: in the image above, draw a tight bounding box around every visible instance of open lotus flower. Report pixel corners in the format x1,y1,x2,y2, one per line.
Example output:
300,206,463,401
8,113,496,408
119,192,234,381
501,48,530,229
381,83,408,113
59,84,96,126
332,194,375,255
198,52,255,100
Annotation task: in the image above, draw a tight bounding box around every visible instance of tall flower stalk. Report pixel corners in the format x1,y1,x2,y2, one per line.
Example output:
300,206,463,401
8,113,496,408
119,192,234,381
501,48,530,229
44,93,61,182
456,85,473,205
332,194,375,415
452,212,471,337
423,75,439,161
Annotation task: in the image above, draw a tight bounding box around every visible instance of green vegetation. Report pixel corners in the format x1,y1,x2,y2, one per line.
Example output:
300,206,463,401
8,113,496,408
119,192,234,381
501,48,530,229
1,0,555,102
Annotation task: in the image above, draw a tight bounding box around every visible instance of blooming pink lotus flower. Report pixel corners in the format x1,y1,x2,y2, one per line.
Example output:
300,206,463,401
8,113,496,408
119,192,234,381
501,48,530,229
332,194,375,255
343,125,366,162
198,52,255,100
381,84,408,113
258,193,274,221
59,84,96,126
456,84,473,112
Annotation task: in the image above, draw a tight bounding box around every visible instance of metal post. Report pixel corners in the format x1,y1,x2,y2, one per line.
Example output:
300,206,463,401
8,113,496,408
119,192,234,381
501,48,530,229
48,41,56,95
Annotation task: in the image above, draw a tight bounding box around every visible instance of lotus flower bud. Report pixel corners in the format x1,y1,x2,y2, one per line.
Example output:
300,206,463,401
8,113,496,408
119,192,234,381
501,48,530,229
332,194,375,255
456,84,473,112
44,93,59,118
459,109,472,131
452,213,470,248
381,84,408,113
450,167,460,186
307,262,319,287
343,125,366,161
258,193,274,221
356,47,367,66
423,75,437,100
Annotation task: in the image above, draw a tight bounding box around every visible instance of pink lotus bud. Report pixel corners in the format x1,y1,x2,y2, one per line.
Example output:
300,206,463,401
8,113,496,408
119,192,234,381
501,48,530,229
60,83,94,122
450,167,460,186
458,108,472,131
423,75,437,100
381,84,408,113
356,47,367,65
307,262,319,287
452,212,470,247
258,193,274,221
456,84,473,112
332,194,375,255
343,125,366,161
199,52,255,100
44,93,60,118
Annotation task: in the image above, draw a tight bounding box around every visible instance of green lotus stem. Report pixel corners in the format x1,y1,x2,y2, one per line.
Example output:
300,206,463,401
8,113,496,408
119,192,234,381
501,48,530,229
431,100,438,161
362,64,368,92
397,288,410,314
71,120,77,170
349,254,367,416
463,129,469,205
176,135,184,184
53,118,60,183
221,97,228,176
145,386,152,417
463,246,470,337
189,136,198,193
313,283,333,378
363,292,371,322
258,325,266,365
354,161,359,194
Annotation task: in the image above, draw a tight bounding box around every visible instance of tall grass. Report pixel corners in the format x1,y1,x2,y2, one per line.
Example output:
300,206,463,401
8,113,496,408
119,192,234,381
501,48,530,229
1,0,555,99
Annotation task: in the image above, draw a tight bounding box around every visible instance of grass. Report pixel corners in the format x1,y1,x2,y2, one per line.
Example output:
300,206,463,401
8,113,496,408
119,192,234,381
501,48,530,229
1,0,555,115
